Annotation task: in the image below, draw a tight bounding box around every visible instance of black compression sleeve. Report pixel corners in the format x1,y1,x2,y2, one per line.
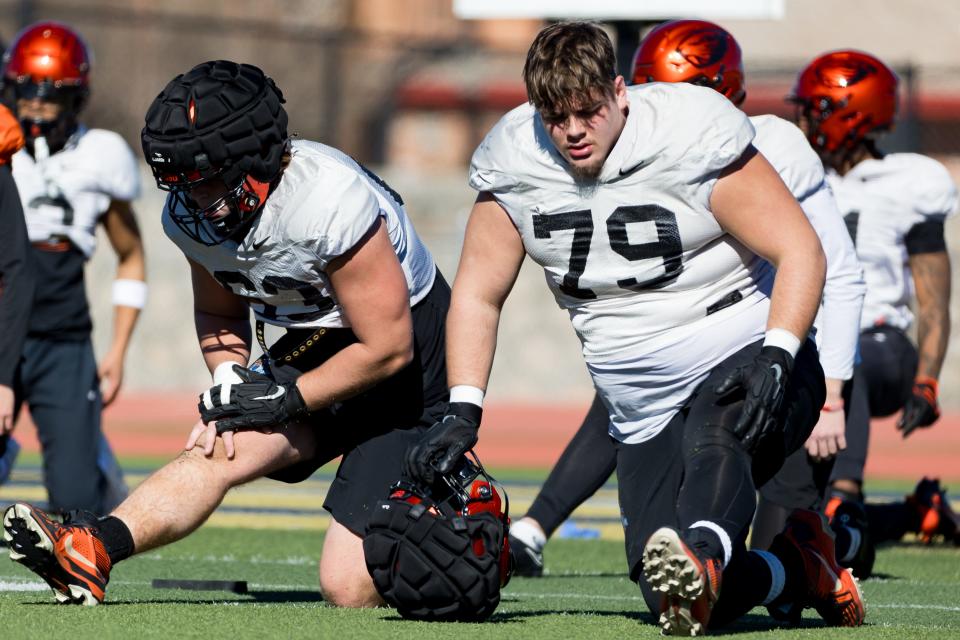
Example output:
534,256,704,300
0,165,33,386
905,217,947,255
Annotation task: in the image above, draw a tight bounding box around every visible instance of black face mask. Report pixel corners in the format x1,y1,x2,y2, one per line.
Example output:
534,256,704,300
156,164,271,246
8,81,85,156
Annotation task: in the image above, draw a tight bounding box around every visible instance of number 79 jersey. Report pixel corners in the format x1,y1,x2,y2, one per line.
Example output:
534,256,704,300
469,83,768,362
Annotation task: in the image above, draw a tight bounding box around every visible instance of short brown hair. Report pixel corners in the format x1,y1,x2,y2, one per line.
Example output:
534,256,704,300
523,22,617,117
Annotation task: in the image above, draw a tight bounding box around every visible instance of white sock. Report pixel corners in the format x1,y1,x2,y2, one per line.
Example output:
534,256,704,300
753,550,786,605
510,518,547,552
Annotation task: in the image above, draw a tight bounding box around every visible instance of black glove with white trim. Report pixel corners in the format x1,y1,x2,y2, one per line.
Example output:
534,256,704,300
198,365,309,433
715,346,794,451
403,402,482,485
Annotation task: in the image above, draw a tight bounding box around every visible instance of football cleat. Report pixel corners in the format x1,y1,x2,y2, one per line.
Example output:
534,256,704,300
643,527,721,636
774,509,865,627
508,533,544,577
3,502,111,605
830,500,876,579
907,477,959,544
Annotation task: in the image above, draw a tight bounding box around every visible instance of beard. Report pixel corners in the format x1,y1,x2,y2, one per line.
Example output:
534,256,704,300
569,156,604,181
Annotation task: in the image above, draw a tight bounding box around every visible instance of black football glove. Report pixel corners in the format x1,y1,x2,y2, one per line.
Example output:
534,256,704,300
897,377,940,438
715,346,794,452
403,402,482,485
198,365,309,434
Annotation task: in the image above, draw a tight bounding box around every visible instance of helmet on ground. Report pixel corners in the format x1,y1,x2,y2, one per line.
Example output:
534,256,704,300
789,50,898,153
631,19,745,105
2,21,91,154
141,60,288,245
364,452,512,621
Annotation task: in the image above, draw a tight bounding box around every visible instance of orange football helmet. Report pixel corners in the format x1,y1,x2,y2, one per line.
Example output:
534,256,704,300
2,21,91,151
790,50,898,153
631,19,745,105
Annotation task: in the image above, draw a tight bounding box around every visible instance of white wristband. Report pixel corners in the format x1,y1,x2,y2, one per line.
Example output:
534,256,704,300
212,361,244,385
449,385,485,408
112,279,148,309
763,328,802,358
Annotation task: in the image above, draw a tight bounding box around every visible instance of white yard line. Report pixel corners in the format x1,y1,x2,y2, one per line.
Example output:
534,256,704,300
2,574,959,614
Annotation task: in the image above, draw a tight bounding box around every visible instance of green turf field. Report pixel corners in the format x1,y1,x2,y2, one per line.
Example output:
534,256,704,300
1,458,958,638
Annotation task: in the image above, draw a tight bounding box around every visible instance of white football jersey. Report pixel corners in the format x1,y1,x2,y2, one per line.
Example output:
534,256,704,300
164,139,437,330
826,153,958,330
470,83,772,443
13,126,141,259
751,115,865,381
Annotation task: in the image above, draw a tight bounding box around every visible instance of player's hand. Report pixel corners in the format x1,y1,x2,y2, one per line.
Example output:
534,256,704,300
198,365,309,434
897,377,940,438
98,348,125,407
715,346,794,452
184,418,237,459
403,402,481,485
0,384,15,435
805,405,847,462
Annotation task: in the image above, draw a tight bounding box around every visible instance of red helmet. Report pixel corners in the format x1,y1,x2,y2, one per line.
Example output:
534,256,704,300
790,50,898,153
631,19,745,105
2,21,92,152
3,21,90,98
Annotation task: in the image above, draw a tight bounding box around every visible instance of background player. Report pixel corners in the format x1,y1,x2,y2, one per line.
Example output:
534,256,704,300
792,49,957,559
0,21,144,513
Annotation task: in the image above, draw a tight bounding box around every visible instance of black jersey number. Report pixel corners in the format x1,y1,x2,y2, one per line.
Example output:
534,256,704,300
532,204,683,298
213,271,335,321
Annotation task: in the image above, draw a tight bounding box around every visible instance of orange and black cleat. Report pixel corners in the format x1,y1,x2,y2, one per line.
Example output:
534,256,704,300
776,509,865,627
3,503,111,605
643,527,722,636
907,477,959,545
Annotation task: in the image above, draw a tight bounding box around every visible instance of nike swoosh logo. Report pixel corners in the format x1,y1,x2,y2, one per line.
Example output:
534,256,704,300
64,533,99,573
255,388,286,402
771,363,783,384
251,238,267,251
618,160,647,176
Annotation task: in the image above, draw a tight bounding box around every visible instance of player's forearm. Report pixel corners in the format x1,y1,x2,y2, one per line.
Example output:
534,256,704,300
195,310,251,375
294,338,414,411
766,243,826,342
916,304,950,380
108,305,140,358
445,291,501,392
910,251,951,380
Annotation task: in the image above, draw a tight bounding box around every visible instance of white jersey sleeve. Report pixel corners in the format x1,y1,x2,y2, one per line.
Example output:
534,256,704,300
749,115,825,201
801,184,865,379
751,115,865,380
290,171,380,268
79,129,142,202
